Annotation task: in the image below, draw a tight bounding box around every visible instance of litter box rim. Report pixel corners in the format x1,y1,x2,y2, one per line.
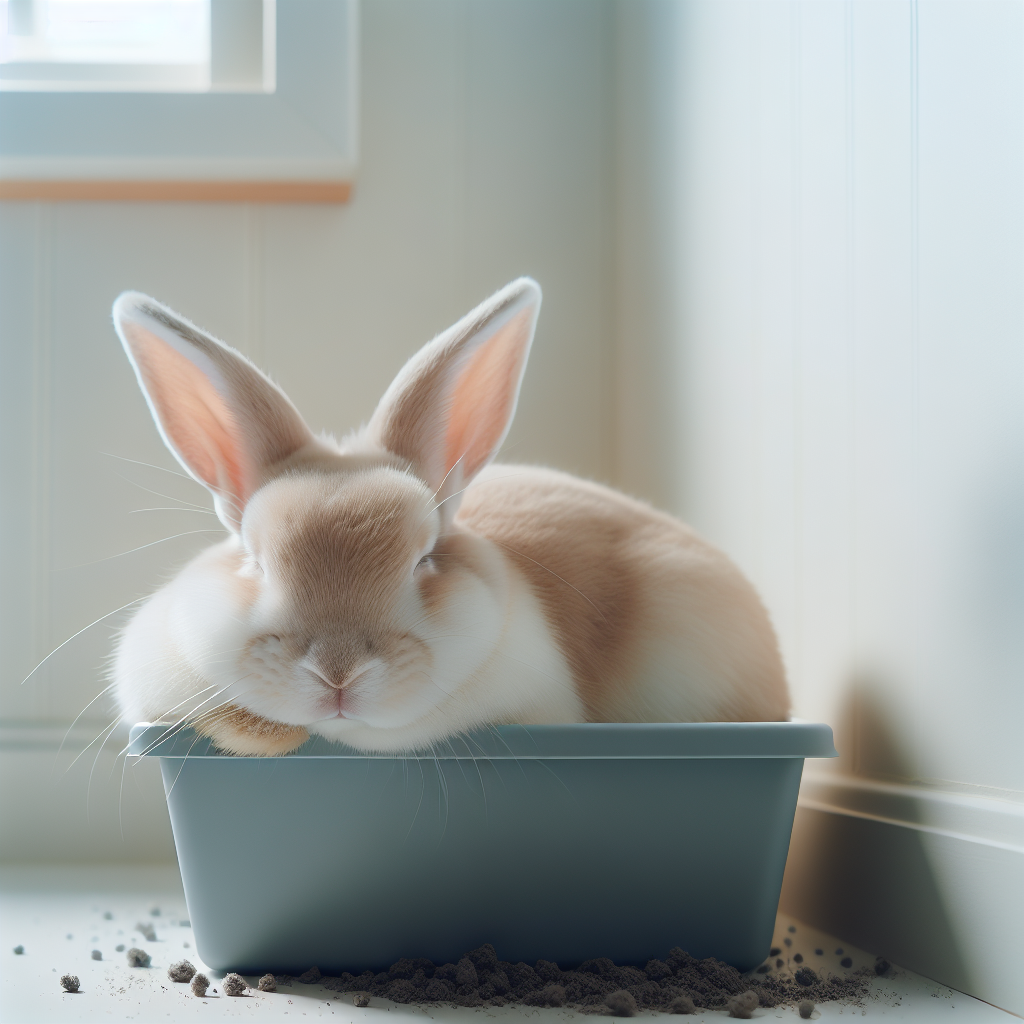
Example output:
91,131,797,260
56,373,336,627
128,719,837,760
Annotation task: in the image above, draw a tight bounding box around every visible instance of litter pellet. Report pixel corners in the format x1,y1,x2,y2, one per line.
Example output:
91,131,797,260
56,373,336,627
183,942,191,948
799,1000,816,1019
181,918,190,927
168,959,196,983
788,926,797,933
783,937,792,947
840,957,853,968
103,912,113,920
150,907,161,916
793,953,804,963
90,950,102,961
353,992,371,1007
604,990,638,1017
668,994,696,1014
115,944,125,953
835,948,843,955
223,973,247,997
66,934,73,940
769,947,780,956
795,967,818,987
13,945,24,955
258,974,277,992
191,973,210,997
126,947,151,967
726,990,758,1019
776,958,784,968
875,958,891,976
814,949,823,956
135,921,156,942
60,975,80,993
755,964,770,974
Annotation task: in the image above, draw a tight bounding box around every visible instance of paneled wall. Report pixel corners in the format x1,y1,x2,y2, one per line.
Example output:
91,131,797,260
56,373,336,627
0,0,613,857
614,0,1022,1012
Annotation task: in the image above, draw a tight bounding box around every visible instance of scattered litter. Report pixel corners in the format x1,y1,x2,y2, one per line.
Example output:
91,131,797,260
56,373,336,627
191,973,210,997
605,990,638,1017
115,944,125,953
168,959,196,983
874,958,891,976
60,974,80,993
135,921,156,942
667,994,695,1014
353,992,371,1007
298,966,322,984
126,947,151,967
90,950,102,961
258,974,277,992
103,912,113,920
525,984,566,1007
13,945,24,955
726,990,758,1019
291,942,871,1012
799,999,816,1019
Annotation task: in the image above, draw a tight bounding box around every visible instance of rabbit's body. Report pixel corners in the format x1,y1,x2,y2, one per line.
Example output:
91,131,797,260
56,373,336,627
111,279,787,755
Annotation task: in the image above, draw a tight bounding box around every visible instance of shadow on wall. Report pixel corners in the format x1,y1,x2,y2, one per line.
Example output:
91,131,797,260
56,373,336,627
780,683,974,995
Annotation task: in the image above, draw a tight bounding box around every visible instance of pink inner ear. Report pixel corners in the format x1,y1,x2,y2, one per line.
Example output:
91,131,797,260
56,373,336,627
130,328,248,503
444,307,533,480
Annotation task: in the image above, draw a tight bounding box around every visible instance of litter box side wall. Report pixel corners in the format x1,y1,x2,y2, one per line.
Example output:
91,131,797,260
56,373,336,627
155,752,808,974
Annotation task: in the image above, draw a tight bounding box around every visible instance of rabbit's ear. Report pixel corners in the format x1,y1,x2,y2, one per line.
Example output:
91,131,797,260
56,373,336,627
366,277,541,527
113,292,314,532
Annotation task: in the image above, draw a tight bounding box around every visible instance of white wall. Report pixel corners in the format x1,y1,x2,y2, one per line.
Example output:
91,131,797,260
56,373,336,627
0,0,614,859
614,0,1023,1013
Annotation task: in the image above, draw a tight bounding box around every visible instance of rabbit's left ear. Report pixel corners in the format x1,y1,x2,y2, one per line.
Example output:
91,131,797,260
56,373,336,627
366,277,541,527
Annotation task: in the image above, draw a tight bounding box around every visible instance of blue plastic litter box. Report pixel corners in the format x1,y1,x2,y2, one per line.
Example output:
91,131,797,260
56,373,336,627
129,721,836,975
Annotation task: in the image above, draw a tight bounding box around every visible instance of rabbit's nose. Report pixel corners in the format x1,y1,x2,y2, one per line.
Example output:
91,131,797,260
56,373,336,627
300,655,380,690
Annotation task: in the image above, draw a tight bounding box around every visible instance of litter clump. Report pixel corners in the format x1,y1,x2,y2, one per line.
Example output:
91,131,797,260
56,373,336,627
13,945,24,955
258,974,277,992
126,947,151,967
298,966,322,984
525,984,566,1007
668,994,695,1014
726,990,759,1019
874,958,891,976
353,992,371,1007
191,973,210,997
135,921,156,942
795,967,818,987
604,990,638,1017
60,974,80,993
799,999,816,1019
90,950,102,961
168,959,197,983
223,973,247,997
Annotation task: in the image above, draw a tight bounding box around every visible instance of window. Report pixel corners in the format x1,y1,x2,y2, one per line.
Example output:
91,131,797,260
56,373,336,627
0,0,356,201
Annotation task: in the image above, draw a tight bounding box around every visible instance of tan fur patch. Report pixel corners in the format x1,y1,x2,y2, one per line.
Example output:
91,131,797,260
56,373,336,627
196,704,309,756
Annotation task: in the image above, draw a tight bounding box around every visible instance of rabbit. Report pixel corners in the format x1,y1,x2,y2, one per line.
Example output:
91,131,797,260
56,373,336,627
111,277,788,756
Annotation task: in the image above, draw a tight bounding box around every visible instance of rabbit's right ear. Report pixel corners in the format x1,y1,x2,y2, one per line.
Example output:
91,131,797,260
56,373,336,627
113,293,315,531
365,277,541,529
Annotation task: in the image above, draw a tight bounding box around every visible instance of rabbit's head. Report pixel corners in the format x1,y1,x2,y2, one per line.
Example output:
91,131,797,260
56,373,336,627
113,279,541,754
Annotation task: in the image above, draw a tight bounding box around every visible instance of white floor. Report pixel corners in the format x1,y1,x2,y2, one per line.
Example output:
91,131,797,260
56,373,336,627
0,865,1015,1024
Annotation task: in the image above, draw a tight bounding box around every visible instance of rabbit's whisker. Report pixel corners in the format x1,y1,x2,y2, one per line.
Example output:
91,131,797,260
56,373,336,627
21,597,147,686
56,530,225,572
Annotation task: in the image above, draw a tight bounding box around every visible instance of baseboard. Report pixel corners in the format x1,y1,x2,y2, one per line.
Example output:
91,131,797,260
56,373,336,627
782,772,1024,1017
0,721,176,863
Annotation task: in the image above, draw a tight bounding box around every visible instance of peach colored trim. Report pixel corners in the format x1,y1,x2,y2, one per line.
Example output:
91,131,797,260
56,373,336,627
0,179,352,203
